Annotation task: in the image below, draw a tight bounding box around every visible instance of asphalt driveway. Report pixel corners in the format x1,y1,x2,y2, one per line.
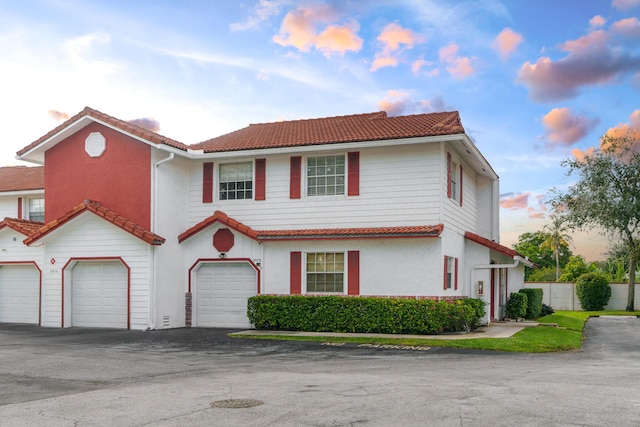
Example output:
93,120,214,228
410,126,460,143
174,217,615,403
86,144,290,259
1,317,639,426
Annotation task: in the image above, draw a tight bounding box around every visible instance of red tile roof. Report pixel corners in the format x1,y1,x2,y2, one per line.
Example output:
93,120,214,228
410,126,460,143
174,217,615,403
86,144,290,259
23,200,165,246
17,107,188,156
0,218,44,236
464,231,519,258
190,111,464,153
0,166,44,192
179,210,443,243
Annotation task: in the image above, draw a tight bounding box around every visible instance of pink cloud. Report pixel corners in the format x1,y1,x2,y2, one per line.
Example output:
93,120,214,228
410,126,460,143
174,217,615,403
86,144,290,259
590,15,607,28
611,17,640,38
48,109,69,121
499,192,530,210
517,23,640,102
128,117,160,133
272,5,362,56
571,110,640,161
371,56,398,71
571,146,596,162
493,28,523,59
377,90,452,116
612,0,640,10
370,23,423,72
438,43,474,79
542,107,599,147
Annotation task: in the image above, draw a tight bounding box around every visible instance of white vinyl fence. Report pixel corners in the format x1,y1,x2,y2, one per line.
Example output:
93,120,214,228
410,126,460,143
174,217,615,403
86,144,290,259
522,282,640,311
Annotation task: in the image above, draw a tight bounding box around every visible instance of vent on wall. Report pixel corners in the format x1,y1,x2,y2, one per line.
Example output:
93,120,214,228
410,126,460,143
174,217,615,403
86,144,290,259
162,315,171,328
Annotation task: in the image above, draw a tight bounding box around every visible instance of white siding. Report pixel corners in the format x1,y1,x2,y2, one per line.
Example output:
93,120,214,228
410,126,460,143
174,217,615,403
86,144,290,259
187,144,444,229
0,196,18,219
441,146,479,235
38,213,152,330
261,238,444,297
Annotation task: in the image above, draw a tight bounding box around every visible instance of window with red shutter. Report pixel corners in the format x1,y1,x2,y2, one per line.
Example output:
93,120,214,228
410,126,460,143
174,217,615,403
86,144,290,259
348,152,359,196
290,251,302,294
347,250,360,295
255,158,266,201
290,156,301,199
202,162,213,203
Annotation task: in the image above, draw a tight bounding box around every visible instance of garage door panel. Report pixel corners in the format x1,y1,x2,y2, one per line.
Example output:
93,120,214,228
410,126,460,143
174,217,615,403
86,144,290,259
0,265,40,324
195,263,256,328
72,262,127,329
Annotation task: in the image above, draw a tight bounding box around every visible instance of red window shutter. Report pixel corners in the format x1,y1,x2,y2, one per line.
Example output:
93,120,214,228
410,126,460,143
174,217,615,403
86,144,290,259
255,159,266,201
443,256,448,290
17,197,22,220
347,152,360,196
290,156,301,199
347,250,360,295
446,153,452,198
454,258,459,290
459,165,463,207
202,162,214,203
290,251,302,294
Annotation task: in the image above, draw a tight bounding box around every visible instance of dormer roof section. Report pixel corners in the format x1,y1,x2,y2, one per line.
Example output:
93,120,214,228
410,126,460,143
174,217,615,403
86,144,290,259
23,200,166,246
17,107,188,164
0,218,44,236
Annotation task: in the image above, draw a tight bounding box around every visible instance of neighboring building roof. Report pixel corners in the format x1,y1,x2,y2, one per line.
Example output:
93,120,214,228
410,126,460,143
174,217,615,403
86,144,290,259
464,231,519,258
0,218,44,236
17,106,188,157
178,210,444,243
23,200,165,246
0,166,44,192
190,111,465,153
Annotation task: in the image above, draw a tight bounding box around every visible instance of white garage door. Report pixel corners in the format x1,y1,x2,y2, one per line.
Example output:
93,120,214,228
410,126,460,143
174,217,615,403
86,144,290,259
72,261,127,329
195,263,256,328
0,265,39,324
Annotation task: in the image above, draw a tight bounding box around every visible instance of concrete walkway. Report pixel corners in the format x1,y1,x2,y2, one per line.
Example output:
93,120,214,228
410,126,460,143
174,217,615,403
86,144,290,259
231,321,541,341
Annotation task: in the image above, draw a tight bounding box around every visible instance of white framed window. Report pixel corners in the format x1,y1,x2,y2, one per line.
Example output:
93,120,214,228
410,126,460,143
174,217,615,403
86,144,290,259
306,252,344,293
450,160,459,202
444,255,458,290
307,155,345,196
28,198,44,222
219,162,253,200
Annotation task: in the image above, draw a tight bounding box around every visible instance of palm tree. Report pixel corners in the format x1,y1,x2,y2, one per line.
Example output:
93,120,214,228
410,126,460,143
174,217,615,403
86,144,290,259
540,214,573,281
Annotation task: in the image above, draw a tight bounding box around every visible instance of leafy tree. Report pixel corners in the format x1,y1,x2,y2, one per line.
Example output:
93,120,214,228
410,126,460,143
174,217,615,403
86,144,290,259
514,231,572,281
552,132,640,311
558,255,594,282
540,214,573,280
527,266,559,282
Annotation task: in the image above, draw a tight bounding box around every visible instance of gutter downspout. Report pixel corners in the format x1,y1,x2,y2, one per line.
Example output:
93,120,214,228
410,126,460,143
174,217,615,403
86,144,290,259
148,152,175,330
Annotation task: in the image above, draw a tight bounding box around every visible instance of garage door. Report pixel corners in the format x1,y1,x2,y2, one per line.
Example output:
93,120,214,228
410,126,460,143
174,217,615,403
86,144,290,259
72,261,127,328
0,265,39,324
195,263,256,328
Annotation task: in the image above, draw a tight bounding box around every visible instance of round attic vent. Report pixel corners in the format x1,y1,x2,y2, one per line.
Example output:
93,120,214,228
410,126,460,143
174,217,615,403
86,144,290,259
85,132,106,157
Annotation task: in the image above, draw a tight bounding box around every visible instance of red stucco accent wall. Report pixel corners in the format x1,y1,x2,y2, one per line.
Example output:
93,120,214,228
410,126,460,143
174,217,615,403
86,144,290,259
44,122,151,228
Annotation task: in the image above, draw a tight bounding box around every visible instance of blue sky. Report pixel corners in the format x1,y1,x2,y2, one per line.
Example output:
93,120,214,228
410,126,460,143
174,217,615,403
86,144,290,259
1,0,639,260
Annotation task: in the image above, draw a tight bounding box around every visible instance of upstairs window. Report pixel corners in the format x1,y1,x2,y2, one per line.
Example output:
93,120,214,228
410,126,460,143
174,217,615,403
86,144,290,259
307,155,345,196
28,198,44,222
306,252,344,293
447,152,463,206
219,162,252,200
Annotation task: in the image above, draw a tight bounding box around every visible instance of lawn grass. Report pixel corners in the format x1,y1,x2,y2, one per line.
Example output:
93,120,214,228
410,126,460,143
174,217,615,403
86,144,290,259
233,310,640,353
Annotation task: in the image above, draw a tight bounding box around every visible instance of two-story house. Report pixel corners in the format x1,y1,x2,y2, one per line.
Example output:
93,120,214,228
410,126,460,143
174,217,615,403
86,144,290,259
0,107,531,330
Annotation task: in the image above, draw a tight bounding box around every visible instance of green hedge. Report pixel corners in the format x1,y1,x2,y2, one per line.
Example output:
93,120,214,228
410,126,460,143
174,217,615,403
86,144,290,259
519,288,543,318
505,292,527,319
247,295,486,335
576,273,611,311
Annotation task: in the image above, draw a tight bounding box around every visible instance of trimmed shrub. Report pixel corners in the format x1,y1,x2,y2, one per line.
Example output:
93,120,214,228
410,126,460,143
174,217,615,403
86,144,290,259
519,288,543,318
247,295,486,335
575,273,611,311
505,292,527,319
541,304,555,316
